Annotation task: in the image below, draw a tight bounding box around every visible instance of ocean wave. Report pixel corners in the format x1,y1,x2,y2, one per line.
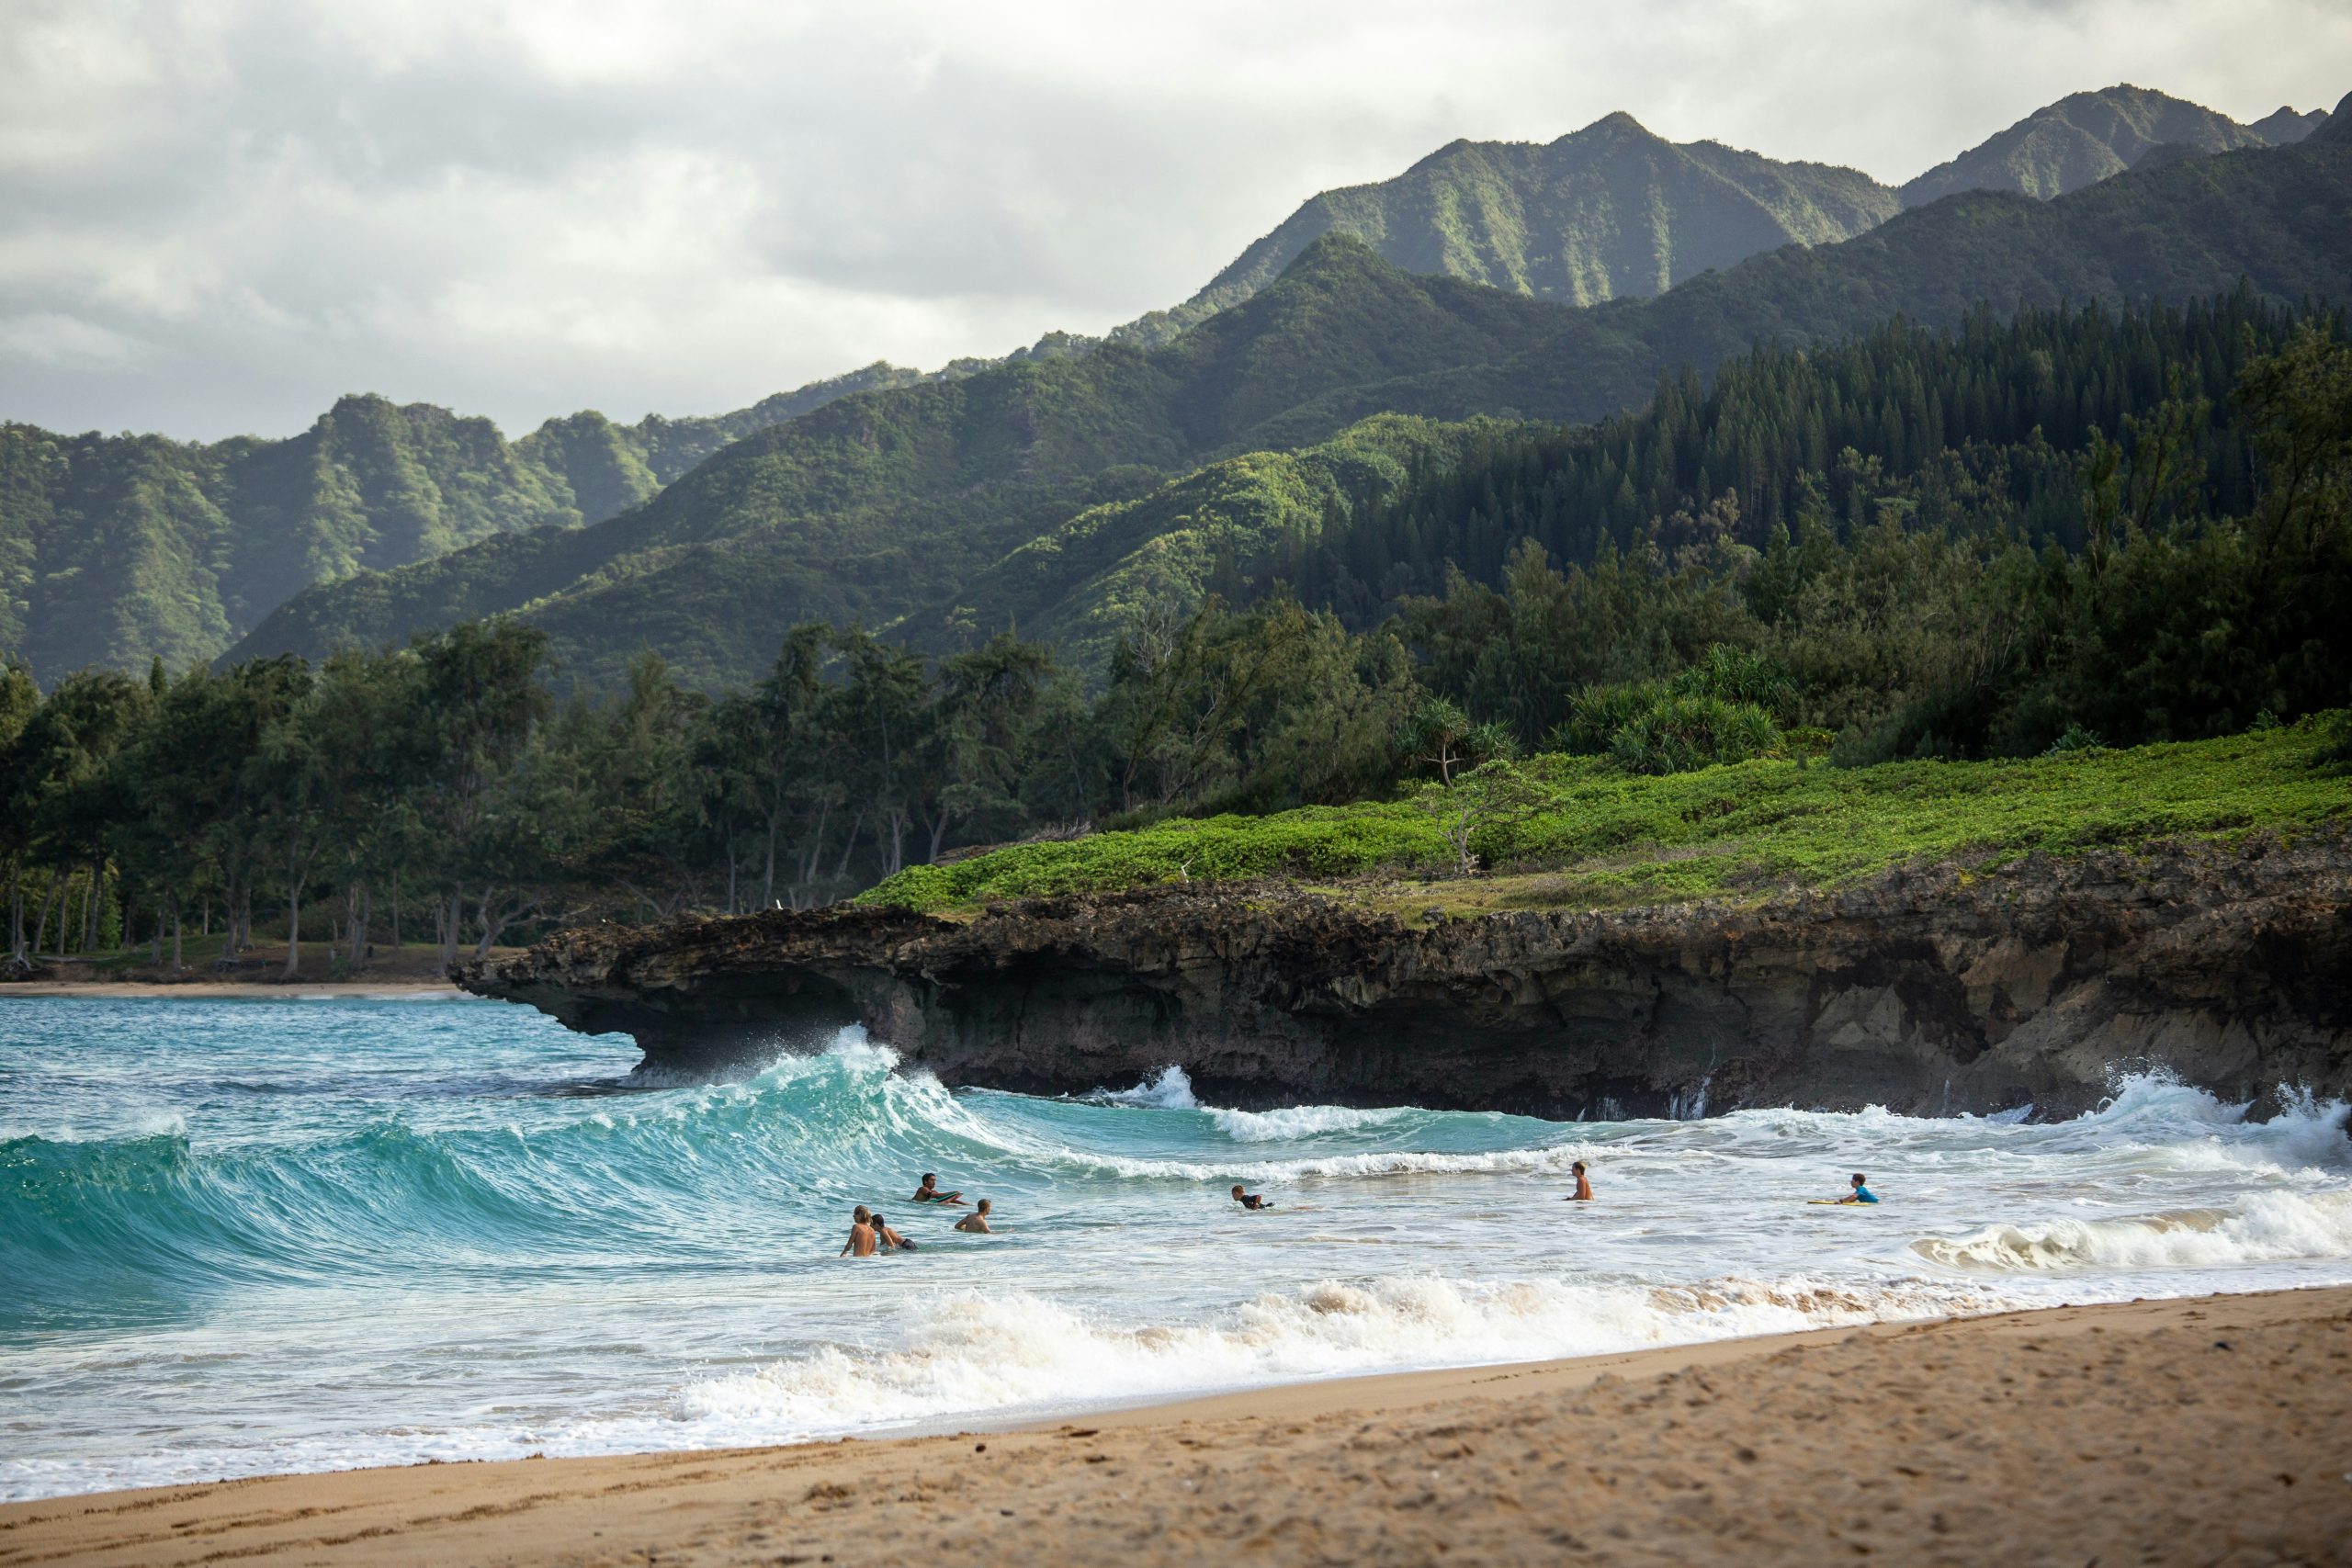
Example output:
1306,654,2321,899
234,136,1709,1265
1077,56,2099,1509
1206,1103,1423,1142
1089,1065,1202,1110
1913,1189,2352,1273
680,1271,2018,1434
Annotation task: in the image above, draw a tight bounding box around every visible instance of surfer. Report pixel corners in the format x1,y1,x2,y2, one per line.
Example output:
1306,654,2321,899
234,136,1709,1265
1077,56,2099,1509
912,1173,967,1206
1230,1184,1275,1211
872,1212,918,1251
954,1199,994,1234
1564,1160,1593,1201
1838,1172,1880,1204
840,1205,878,1257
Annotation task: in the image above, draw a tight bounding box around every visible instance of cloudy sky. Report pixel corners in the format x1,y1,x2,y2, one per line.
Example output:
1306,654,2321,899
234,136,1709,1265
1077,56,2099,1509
4,0,2347,442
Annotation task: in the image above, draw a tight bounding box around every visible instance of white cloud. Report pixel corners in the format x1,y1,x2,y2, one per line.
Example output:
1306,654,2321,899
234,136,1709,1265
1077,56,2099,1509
0,0,2346,440
0,310,147,366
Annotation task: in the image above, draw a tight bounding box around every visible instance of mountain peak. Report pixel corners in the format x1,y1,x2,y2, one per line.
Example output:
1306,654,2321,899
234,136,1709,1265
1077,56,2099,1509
2249,104,2327,145
1573,110,1657,141
2311,90,2352,146
1900,84,2268,206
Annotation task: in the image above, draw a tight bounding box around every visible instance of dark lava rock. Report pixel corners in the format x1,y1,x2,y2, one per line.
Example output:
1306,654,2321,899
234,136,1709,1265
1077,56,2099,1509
458,833,2352,1119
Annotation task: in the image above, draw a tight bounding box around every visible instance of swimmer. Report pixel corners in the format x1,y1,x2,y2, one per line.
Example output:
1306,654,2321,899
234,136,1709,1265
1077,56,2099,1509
954,1199,994,1234
839,1204,877,1257
912,1173,967,1206
872,1212,918,1251
1838,1172,1879,1204
1564,1160,1593,1201
1230,1184,1274,1211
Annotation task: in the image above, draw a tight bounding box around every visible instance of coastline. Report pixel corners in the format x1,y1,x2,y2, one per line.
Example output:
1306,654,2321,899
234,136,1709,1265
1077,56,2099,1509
0,981,467,999
6,1285,2346,1565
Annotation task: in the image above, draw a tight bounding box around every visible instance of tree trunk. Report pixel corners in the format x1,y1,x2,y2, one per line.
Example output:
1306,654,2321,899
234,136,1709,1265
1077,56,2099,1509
725,841,738,916
31,874,59,960
283,879,303,979
85,858,102,952
351,884,368,966
438,886,462,972
763,816,779,908
390,873,400,950
171,893,184,970
832,810,865,883
473,887,502,960
6,860,22,964
151,900,164,964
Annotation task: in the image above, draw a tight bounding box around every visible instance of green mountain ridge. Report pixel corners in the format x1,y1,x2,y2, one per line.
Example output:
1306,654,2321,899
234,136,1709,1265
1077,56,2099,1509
230,131,2352,691
1123,111,1902,343
0,363,927,679
2249,105,2328,144
231,247,1573,689
10,84,2341,684
1898,85,2275,206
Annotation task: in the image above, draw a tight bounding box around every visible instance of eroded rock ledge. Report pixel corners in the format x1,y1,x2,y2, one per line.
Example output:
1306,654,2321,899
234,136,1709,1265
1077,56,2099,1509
458,833,2352,1119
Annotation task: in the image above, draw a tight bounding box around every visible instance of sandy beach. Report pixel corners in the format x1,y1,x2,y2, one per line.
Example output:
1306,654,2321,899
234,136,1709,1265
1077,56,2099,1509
4,1285,2345,1567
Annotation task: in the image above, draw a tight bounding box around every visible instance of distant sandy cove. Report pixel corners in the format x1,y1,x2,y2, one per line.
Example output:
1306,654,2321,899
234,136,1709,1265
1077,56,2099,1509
4,1285,2346,1566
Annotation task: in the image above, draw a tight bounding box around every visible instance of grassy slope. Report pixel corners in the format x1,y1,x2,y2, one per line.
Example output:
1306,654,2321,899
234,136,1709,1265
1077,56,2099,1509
859,720,2352,915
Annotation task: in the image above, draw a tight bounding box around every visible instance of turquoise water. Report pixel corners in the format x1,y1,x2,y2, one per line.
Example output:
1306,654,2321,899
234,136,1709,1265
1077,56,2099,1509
5,996,2350,1501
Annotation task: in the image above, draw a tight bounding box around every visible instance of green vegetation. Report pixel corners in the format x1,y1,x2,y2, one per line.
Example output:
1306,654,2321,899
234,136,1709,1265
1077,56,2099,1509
1138,111,1900,337
0,364,924,679
1900,85,2275,207
860,720,2352,913
223,133,2352,691
232,241,1568,689
9,295,2347,967
13,88,2329,691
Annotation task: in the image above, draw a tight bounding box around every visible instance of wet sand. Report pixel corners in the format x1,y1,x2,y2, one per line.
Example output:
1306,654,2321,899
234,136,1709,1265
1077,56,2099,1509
4,1285,2346,1566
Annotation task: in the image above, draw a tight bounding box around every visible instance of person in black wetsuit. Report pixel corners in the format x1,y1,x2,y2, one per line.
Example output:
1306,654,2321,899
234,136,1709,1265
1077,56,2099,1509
1230,1184,1274,1211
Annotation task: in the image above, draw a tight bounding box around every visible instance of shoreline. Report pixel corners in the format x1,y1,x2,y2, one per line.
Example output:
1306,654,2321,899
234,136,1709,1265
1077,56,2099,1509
0,980,469,999
6,1284,2348,1564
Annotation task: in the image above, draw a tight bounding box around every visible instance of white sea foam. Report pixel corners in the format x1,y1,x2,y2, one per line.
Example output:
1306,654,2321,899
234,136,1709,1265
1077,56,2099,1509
679,1272,2018,1436
1092,1065,1201,1110
1206,1104,1420,1142
1915,1189,2352,1273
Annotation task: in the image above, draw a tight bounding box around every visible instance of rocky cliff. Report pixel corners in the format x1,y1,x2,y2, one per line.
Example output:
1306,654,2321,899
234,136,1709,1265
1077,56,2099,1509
458,833,2352,1119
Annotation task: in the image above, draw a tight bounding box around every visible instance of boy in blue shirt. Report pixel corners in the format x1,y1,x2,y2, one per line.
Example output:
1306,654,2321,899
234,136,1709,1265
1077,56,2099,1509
1841,1172,1879,1204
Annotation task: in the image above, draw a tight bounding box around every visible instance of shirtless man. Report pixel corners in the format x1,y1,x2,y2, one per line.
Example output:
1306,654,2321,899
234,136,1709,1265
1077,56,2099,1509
911,1173,967,1206
954,1199,995,1234
872,1212,918,1251
1230,1184,1274,1211
839,1205,877,1257
1564,1160,1593,1201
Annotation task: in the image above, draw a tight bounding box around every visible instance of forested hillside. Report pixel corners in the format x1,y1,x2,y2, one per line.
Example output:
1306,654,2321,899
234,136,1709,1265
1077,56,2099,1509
232,243,1572,687
6,311,2347,964
9,84,2326,687
0,362,922,678
232,131,2352,690
1897,85,2278,206
1130,112,1900,339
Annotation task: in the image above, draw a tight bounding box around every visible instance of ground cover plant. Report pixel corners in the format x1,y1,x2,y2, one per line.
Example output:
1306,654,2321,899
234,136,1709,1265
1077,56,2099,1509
858,717,2352,912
